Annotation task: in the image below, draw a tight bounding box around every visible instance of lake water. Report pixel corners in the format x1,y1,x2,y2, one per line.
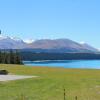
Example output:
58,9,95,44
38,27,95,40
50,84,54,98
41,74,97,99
23,60,100,69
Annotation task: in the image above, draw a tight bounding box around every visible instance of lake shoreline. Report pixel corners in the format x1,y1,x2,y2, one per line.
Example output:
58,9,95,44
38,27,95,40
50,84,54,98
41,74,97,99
23,60,100,69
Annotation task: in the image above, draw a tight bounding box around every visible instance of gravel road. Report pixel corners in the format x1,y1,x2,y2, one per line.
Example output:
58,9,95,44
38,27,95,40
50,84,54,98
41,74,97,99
0,75,37,81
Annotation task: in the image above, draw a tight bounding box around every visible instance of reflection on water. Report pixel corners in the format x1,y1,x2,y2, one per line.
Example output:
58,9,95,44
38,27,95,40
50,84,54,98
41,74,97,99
23,60,100,69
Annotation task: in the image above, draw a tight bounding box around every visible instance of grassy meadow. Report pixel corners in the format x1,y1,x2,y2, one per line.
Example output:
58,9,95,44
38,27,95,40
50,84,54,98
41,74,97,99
0,64,100,100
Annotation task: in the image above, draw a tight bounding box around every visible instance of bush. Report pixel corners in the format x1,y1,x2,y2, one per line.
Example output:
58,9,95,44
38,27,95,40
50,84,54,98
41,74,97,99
0,70,9,75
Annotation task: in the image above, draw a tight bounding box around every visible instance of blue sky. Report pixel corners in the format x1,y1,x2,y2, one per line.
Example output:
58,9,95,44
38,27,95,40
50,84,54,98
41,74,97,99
0,0,100,48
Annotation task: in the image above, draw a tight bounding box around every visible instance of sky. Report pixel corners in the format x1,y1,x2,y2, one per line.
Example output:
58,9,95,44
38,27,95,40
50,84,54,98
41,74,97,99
0,0,100,48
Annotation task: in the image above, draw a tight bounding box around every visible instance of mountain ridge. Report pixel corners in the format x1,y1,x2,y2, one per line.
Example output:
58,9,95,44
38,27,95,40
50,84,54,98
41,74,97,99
0,35,99,53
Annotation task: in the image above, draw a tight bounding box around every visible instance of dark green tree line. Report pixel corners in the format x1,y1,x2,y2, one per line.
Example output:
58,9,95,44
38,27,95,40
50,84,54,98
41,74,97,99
0,50,23,64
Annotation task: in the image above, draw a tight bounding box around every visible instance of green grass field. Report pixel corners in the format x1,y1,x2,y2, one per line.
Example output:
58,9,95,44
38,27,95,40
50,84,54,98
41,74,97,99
0,64,100,100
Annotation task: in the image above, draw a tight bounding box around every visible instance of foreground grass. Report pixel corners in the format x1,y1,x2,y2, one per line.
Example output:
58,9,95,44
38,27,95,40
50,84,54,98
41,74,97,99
0,64,100,100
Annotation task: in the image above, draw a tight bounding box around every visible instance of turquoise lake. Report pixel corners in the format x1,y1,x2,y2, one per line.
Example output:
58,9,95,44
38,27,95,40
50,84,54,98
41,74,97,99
23,60,100,69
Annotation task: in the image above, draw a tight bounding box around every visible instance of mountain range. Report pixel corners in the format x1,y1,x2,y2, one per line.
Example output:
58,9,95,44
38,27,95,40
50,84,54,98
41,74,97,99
0,35,99,53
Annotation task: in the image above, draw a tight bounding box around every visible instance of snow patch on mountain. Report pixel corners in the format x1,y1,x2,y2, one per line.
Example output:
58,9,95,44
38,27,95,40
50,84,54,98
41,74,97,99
24,39,34,44
0,35,10,40
11,37,23,42
80,41,86,44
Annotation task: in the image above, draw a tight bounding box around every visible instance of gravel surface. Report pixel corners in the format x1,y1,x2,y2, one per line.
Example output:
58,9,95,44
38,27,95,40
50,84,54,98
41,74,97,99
0,75,37,81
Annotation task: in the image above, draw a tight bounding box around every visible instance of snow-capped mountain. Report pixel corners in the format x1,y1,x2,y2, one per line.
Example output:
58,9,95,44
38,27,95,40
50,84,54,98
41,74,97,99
0,35,27,49
0,35,99,53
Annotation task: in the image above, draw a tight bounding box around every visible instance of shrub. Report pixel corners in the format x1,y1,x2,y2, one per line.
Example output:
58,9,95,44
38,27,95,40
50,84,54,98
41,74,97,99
0,70,9,75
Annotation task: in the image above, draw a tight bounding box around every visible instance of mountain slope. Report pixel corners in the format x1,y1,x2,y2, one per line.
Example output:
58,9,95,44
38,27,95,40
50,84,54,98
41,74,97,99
28,39,98,53
80,43,98,52
0,35,98,53
0,36,28,49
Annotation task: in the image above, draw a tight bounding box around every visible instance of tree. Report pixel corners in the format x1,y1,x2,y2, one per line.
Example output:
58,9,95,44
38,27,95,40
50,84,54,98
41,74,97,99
1,51,6,64
15,50,23,64
0,50,23,64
